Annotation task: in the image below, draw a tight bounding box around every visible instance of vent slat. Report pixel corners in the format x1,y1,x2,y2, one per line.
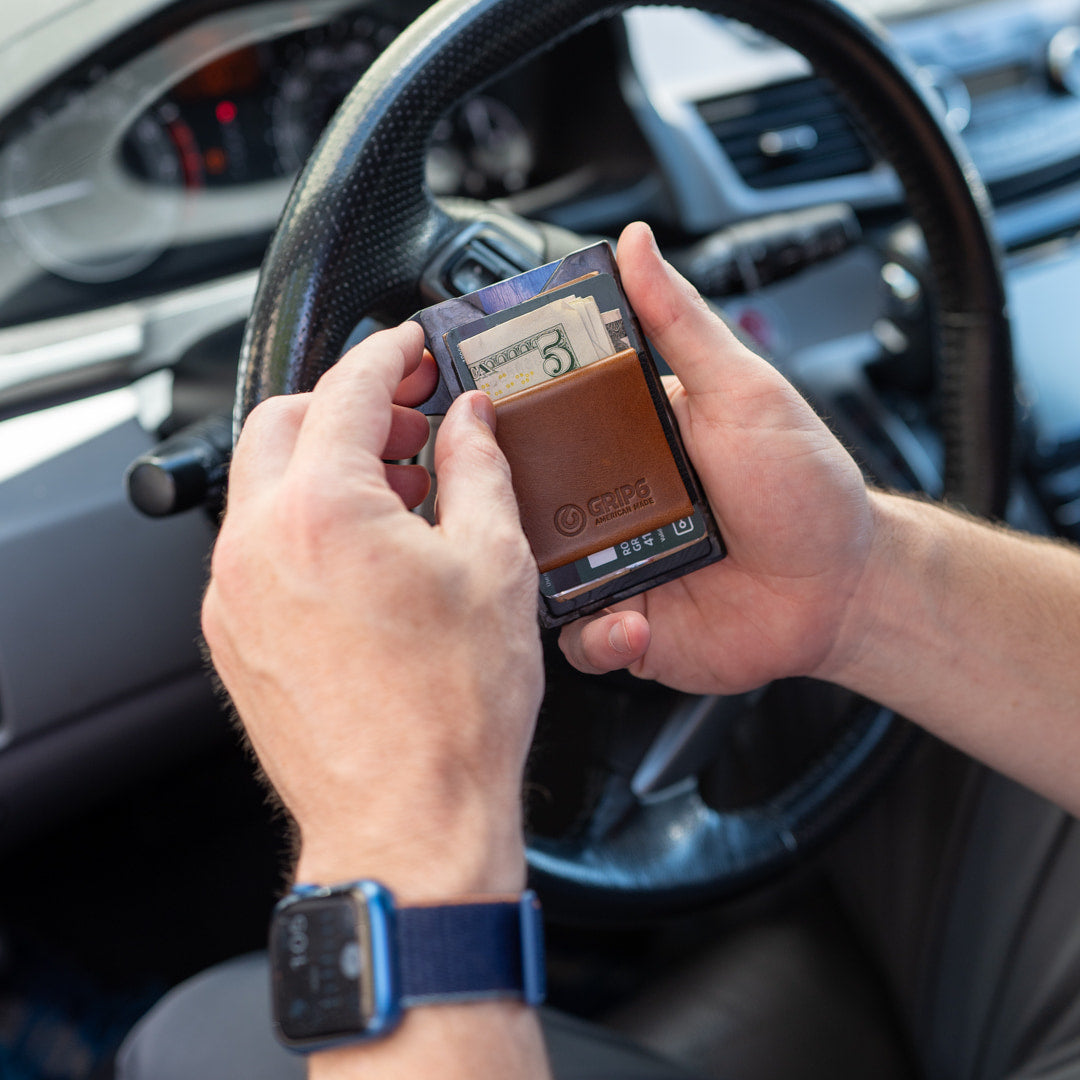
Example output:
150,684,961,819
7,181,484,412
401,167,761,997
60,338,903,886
718,115,861,159
705,98,844,136
698,77,874,189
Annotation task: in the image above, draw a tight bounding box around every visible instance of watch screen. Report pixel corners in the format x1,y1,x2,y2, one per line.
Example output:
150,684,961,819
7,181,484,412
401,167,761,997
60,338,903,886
271,893,372,1043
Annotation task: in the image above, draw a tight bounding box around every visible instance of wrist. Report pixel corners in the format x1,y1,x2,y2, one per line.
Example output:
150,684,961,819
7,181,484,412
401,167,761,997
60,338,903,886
812,488,950,691
294,799,527,900
812,489,938,691
270,879,547,1063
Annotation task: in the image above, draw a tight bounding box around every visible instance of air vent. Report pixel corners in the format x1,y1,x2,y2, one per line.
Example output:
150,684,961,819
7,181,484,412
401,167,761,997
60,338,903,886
697,77,874,190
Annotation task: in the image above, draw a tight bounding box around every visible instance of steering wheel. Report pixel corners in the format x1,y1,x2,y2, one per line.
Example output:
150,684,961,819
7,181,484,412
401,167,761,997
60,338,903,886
236,0,1013,916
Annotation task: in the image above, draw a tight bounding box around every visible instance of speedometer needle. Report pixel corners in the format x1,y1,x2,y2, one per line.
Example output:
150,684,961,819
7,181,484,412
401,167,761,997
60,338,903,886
0,179,94,217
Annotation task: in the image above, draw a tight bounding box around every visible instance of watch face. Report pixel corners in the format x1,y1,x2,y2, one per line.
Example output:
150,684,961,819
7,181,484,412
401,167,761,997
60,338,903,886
271,892,374,1044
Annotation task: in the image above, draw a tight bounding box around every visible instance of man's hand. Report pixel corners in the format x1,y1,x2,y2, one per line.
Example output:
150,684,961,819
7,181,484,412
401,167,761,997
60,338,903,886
560,222,876,694
201,322,543,899
203,324,551,1079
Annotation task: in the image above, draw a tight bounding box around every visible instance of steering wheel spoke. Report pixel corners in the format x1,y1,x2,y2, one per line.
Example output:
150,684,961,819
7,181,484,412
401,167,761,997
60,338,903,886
570,691,763,845
630,691,765,801
420,202,548,301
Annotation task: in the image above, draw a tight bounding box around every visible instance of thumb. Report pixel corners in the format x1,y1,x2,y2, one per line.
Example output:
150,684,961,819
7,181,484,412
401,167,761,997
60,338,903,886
434,391,526,547
558,607,651,676
617,221,765,398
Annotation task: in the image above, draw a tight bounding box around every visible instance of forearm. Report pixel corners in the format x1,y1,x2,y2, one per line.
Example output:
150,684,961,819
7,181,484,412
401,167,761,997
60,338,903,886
824,491,1080,813
208,327,553,1080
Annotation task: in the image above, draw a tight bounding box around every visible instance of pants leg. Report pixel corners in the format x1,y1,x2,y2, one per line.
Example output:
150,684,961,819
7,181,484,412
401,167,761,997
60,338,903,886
926,769,1080,1080
827,734,1080,1080
117,739,1080,1080
115,952,707,1080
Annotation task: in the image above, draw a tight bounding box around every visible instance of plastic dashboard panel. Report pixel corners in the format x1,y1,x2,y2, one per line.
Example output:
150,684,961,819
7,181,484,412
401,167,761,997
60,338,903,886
0,0,365,122
0,390,223,850
0,414,213,745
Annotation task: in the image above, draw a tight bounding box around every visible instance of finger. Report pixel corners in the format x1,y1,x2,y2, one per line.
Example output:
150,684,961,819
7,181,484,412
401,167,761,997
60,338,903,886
228,393,310,502
558,608,651,676
616,221,763,397
292,322,425,475
382,404,431,461
432,391,523,547
394,349,439,407
385,463,431,509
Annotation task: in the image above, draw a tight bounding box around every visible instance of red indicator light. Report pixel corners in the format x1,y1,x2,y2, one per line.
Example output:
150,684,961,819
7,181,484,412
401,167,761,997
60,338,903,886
215,100,238,124
737,308,774,351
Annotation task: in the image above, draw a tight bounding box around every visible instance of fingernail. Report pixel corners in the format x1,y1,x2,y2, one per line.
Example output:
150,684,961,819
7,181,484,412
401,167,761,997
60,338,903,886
641,221,660,257
641,222,676,279
469,392,496,432
608,619,632,655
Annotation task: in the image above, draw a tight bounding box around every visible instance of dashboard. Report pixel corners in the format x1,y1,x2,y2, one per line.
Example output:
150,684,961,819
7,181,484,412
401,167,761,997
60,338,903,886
4,0,1080,849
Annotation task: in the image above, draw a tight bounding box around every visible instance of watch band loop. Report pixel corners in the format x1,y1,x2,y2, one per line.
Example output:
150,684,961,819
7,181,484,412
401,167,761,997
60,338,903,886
397,891,545,1007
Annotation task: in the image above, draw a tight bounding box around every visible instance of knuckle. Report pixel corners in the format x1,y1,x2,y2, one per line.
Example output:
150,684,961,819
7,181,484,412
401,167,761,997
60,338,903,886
272,470,387,566
199,577,217,626
208,525,246,589
484,518,533,569
675,291,720,339
461,428,512,478
203,536,248,646
557,626,585,668
200,588,225,654
242,393,305,437
274,476,341,548
311,359,353,399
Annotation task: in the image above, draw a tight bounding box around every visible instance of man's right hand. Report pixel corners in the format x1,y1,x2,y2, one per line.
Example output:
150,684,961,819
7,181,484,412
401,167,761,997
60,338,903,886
559,222,878,695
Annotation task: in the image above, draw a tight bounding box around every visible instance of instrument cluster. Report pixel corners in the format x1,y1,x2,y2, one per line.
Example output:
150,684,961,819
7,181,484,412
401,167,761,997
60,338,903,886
0,7,536,295
126,13,532,196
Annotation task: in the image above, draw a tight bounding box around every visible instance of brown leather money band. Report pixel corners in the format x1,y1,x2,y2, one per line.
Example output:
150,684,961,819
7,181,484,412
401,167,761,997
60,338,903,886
494,348,694,573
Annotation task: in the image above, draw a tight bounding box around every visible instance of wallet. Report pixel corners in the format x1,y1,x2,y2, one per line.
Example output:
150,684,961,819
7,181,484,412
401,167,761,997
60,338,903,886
414,241,724,628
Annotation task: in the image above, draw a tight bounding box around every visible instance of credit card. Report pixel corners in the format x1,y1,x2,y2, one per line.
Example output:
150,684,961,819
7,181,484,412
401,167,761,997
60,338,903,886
538,512,706,600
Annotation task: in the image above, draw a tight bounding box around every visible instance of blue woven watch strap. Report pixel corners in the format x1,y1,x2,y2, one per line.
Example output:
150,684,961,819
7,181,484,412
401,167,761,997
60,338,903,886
396,892,545,1007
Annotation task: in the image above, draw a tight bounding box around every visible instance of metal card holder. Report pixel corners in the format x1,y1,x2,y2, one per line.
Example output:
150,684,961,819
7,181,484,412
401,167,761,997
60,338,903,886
413,241,724,628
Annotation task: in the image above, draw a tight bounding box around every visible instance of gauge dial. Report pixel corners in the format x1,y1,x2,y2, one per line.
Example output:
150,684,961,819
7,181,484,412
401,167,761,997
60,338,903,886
0,81,187,283
270,15,398,174
428,97,535,197
453,95,534,196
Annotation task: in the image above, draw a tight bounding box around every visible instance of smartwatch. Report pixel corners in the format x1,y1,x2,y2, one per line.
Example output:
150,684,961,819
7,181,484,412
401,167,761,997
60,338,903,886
269,879,546,1050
